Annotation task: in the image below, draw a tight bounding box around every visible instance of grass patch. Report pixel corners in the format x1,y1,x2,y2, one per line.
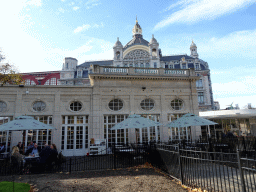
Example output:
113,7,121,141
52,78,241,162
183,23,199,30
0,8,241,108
0,181,30,192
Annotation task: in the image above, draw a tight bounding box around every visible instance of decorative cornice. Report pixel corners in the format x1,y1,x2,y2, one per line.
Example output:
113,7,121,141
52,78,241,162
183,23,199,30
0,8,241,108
89,74,200,81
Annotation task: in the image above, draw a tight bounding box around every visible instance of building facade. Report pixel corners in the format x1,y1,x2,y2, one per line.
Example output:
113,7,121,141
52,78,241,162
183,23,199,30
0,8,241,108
0,19,214,156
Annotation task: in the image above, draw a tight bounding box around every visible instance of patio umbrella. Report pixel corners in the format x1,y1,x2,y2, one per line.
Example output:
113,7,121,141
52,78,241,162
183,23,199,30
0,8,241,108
110,114,162,143
110,114,162,130
0,116,55,131
165,113,217,138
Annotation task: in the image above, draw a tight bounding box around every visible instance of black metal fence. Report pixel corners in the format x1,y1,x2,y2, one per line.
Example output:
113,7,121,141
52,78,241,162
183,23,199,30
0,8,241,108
0,144,151,176
155,143,256,192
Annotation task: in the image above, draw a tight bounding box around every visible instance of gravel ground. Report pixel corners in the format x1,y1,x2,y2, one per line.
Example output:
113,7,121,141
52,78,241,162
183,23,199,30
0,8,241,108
0,167,186,192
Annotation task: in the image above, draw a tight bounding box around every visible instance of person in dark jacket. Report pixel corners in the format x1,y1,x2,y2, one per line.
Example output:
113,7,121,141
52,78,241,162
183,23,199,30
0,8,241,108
25,143,41,156
38,144,58,171
17,142,23,154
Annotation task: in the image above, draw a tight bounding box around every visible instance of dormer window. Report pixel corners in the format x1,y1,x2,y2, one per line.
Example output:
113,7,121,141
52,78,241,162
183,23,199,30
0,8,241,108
182,64,186,69
77,70,82,78
152,49,157,57
66,63,69,69
195,64,200,70
116,51,120,59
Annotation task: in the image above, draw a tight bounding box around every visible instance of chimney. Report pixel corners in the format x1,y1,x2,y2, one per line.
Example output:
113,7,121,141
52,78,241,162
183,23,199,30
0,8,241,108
248,103,252,109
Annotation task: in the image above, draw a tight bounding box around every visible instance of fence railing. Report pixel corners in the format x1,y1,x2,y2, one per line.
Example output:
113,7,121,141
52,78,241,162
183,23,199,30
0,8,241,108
155,143,256,192
0,144,151,176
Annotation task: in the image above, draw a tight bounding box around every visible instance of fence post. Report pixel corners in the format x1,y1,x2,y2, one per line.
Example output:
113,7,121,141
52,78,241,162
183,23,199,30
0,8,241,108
114,144,116,169
69,158,72,173
178,144,184,185
237,149,246,192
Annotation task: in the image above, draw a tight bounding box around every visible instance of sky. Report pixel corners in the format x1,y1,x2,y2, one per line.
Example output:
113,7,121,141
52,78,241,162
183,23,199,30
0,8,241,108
0,0,256,110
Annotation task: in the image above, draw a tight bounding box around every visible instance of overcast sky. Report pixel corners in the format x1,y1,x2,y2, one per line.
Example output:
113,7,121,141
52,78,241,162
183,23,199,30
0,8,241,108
0,0,256,109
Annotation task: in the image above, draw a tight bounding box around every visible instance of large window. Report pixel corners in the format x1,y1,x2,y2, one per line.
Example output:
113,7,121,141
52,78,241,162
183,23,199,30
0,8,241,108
0,101,7,112
170,99,184,110
196,79,203,89
140,99,154,111
198,92,204,104
139,114,160,143
61,116,89,153
25,116,52,151
168,114,190,141
104,115,129,147
108,99,123,111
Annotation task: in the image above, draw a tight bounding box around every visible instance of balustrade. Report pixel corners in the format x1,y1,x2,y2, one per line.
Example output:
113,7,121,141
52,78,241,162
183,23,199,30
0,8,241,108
96,66,191,77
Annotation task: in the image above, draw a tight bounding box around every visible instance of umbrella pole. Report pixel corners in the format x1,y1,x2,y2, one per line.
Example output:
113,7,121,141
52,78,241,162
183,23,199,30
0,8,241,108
208,125,211,138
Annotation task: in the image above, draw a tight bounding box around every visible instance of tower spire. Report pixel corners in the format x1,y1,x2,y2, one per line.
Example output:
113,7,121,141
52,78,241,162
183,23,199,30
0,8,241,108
136,15,138,23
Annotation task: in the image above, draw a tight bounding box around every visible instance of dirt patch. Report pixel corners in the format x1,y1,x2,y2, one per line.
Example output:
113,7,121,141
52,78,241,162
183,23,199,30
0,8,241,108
0,167,186,192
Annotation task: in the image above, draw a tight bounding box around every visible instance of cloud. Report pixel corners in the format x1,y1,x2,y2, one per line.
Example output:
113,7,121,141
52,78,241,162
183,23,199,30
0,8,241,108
155,0,255,30
212,76,256,97
85,0,100,9
26,0,42,7
73,6,80,11
195,29,256,60
46,38,113,66
58,7,65,13
74,23,104,33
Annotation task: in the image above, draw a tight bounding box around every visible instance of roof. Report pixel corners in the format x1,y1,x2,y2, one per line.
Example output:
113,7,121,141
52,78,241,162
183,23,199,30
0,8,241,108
160,55,195,61
78,60,113,68
123,34,149,50
200,109,256,119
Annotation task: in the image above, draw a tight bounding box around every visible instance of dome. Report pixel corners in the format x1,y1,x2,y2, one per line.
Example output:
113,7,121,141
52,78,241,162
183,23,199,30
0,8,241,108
114,37,123,47
149,34,158,44
190,40,197,48
132,16,142,35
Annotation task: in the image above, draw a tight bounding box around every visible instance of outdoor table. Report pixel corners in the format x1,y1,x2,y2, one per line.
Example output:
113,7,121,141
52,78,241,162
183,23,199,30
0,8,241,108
0,152,9,159
118,149,135,153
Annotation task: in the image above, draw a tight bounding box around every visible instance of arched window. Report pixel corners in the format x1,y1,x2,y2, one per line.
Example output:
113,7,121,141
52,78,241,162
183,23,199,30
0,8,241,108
0,101,7,112
170,99,184,110
70,101,82,112
152,49,157,57
140,99,154,110
33,101,46,112
116,51,120,59
108,99,124,111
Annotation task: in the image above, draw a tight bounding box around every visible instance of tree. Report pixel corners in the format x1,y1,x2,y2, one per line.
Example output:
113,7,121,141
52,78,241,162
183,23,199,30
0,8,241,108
0,50,24,85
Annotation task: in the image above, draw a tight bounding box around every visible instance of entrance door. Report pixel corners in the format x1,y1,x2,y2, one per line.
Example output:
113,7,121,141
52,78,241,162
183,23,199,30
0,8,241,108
61,116,89,156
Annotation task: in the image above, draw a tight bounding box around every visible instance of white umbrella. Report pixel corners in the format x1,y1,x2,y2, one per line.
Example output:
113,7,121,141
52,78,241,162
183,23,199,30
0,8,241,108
166,113,217,138
0,116,55,131
110,114,162,130
110,114,162,144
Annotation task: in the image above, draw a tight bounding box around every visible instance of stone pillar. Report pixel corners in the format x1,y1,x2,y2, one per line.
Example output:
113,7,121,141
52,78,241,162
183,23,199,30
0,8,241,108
11,90,24,149
128,93,136,143
160,95,169,142
52,91,62,151
91,92,101,140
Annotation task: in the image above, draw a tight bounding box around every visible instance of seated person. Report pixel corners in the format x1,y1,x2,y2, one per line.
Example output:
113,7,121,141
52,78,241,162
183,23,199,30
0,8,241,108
17,142,23,154
25,142,34,155
11,146,24,167
25,143,40,156
0,143,5,153
38,144,58,171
